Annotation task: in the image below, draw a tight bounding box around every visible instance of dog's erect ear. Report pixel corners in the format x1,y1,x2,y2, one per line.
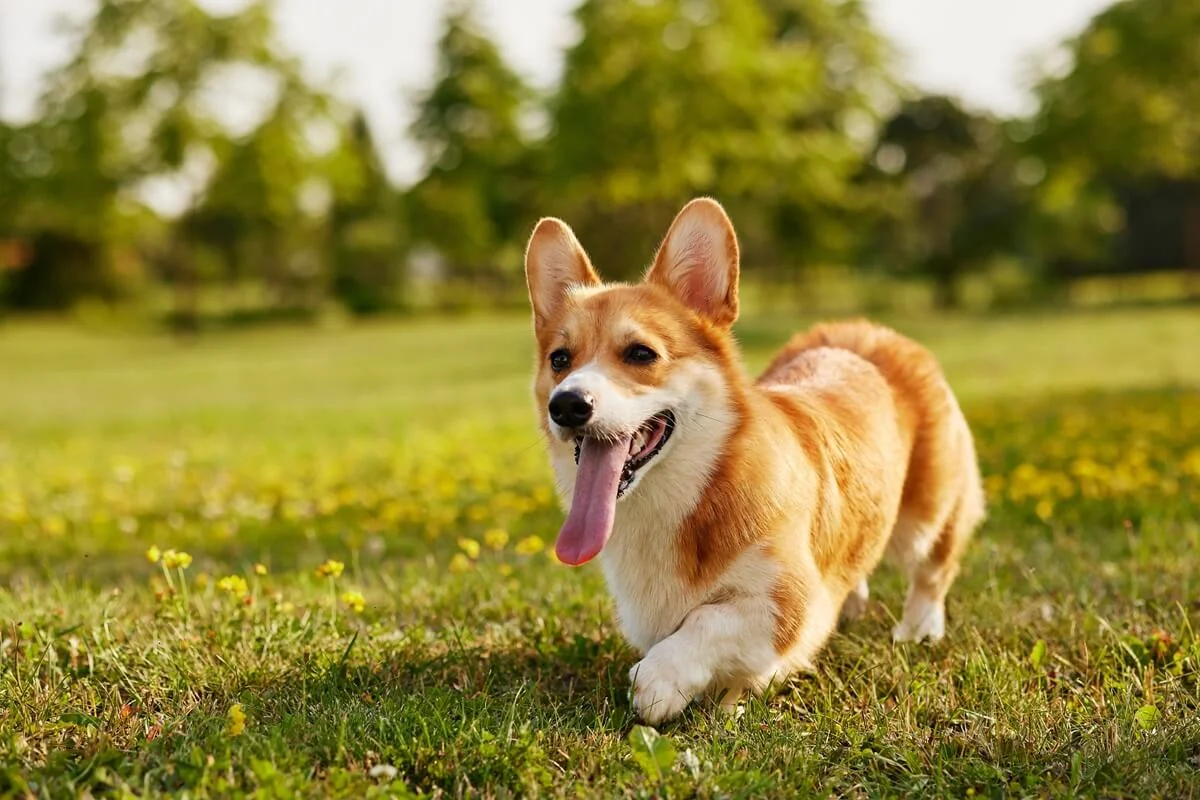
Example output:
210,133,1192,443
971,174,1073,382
525,218,600,329
645,197,739,327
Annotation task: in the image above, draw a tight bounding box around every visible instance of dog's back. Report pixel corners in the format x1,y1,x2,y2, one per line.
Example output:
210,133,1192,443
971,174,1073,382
761,319,986,642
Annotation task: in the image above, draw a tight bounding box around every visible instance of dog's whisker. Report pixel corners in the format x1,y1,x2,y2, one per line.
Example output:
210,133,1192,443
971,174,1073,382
502,434,552,460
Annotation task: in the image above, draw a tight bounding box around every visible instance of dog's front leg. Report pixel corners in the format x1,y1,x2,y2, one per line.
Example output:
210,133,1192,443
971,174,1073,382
629,599,778,725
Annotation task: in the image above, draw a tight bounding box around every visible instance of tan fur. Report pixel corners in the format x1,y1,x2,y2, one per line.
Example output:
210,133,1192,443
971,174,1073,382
524,198,985,724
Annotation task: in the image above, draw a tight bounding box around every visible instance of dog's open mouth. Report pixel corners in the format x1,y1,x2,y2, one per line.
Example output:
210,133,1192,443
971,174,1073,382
555,411,676,566
573,411,676,499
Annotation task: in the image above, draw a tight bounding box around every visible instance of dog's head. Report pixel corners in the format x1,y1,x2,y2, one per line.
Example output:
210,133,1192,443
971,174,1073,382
524,198,742,566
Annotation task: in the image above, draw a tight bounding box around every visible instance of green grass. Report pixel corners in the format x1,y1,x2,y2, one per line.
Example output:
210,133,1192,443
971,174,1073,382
1,307,1199,798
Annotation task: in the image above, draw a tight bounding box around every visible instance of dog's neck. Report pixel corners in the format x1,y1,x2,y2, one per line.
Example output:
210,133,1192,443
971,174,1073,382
596,379,811,650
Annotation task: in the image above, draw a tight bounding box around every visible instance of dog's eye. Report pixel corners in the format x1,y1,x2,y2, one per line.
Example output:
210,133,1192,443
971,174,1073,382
624,343,658,365
549,348,571,372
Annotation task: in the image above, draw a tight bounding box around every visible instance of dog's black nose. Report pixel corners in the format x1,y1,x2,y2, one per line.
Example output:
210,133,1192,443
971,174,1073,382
549,390,594,428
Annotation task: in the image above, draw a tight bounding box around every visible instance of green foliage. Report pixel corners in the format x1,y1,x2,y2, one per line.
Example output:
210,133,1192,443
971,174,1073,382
181,84,372,314
329,113,406,313
1134,704,1162,731
9,0,282,241
405,2,536,294
1029,638,1048,669
627,725,678,781
1032,0,1200,180
543,0,893,280
1026,0,1200,271
863,96,1032,308
2,0,398,316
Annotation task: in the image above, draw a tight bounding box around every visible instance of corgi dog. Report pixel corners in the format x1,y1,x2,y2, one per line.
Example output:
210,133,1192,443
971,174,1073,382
523,197,985,725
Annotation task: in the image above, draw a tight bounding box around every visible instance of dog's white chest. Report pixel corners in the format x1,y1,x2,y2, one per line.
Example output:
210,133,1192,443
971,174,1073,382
600,535,696,654
544,376,739,654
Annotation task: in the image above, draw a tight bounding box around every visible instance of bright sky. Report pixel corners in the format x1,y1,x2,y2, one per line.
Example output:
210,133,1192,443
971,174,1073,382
0,0,1112,186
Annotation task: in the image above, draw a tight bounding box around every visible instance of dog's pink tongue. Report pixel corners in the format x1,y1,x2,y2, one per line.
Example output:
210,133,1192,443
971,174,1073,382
556,436,630,566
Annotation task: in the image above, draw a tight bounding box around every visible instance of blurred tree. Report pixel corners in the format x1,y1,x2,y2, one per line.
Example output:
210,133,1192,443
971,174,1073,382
2,0,365,319
0,122,26,305
2,80,126,309
864,96,1029,309
760,0,896,272
181,79,364,322
328,111,405,314
406,2,536,302
1026,0,1200,279
4,0,277,309
1032,0,1200,179
543,0,893,286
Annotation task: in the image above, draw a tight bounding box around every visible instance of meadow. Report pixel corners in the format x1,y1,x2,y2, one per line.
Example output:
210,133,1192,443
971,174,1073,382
1,305,1199,798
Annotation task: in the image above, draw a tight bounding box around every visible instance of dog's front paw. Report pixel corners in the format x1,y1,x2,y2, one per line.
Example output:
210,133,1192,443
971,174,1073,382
629,656,698,726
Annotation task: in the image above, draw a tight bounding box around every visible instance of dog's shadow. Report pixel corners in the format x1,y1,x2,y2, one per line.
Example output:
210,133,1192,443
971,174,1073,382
243,625,644,787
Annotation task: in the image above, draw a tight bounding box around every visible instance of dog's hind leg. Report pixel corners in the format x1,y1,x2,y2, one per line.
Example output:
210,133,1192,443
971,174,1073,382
891,489,981,643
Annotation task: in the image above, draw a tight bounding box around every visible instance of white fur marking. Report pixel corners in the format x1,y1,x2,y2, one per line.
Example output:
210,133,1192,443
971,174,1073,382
549,361,670,451
628,584,782,725
594,362,738,651
892,590,946,643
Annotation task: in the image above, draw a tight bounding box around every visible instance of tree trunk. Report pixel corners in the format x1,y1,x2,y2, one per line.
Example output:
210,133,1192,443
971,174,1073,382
169,242,199,337
930,256,960,311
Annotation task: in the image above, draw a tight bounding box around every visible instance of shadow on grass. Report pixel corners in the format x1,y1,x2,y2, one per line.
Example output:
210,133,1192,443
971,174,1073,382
291,635,1200,796
14,597,1200,797
231,629,641,792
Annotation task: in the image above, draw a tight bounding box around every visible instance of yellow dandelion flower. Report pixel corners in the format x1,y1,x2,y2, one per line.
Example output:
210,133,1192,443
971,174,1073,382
217,575,249,597
227,704,246,737
340,590,366,614
1035,498,1054,521
449,553,472,574
254,563,268,576
483,528,509,551
315,559,345,578
162,550,193,570
145,545,162,564
514,535,545,556
42,515,67,536
457,537,481,560
1013,463,1038,481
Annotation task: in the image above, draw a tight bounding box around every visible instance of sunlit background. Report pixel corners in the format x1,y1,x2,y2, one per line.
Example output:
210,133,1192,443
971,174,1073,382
3,0,1195,319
